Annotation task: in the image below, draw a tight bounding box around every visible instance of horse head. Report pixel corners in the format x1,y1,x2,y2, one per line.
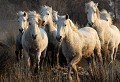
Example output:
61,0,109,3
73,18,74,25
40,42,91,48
85,1,100,26
17,11,28,33
40,5,53,26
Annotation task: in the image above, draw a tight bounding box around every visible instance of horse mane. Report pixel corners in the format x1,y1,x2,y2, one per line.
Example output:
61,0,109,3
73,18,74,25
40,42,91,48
28,11,42,27
68,19,78,31
96,7,100,19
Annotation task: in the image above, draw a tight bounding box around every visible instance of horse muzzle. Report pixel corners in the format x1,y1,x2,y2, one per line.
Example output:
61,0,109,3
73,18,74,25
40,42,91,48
32,34,37,39
56,36,62,42
42,21,45,26
19,29,23,33
88,22,94,27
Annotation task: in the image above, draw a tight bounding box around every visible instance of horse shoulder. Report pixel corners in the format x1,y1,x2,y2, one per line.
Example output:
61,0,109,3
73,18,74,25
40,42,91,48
39,28,48,51
100,20,112,40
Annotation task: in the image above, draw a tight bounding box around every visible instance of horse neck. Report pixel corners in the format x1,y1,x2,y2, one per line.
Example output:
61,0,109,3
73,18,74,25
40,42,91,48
46,16,56,31
93,16,101,29
64,27,74,44
23,21,28,32
28,26,42,40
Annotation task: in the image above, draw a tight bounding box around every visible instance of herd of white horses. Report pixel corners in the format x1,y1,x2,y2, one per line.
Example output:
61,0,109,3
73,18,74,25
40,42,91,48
15,1,120,82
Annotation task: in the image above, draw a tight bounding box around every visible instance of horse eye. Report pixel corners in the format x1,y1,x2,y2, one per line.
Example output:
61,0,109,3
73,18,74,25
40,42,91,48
65,24,66,26
47,13,49,15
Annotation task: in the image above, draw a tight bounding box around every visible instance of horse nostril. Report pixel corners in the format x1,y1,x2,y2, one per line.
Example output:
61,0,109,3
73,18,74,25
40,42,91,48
42,21,45,23
42,21,45,26
19,29,23,33
56,36,62,42
32,34,37,39
91,22,93,25
59,36,62,39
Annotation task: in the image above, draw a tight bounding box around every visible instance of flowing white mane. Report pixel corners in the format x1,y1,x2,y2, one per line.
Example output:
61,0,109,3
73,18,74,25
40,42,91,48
68,19,78,31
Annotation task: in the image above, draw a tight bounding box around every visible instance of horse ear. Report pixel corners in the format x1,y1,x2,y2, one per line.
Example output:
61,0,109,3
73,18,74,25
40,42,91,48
66,14,69,20
96,3,98,7
23,12,26,17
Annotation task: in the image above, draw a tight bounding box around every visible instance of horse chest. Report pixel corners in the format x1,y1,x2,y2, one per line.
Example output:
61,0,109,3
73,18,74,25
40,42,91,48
62,42,76,58
27,40,40,53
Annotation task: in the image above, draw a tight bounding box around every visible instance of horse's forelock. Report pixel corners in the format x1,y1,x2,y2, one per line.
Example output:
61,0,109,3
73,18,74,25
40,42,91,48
28,12,42,27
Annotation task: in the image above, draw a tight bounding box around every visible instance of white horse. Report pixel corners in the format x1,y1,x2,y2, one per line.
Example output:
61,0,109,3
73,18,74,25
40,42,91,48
52,10,58,23
22,11,48,74
15,11,28,61
85,1,112,63
56,15,102,82
100,9,120,63
40,5,60,66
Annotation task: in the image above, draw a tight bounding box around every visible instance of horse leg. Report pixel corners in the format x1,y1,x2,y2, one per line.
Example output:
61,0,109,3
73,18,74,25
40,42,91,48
24,50,30,76
15,48,19,62
102,43,109,63
20,48,23,60
35,51,41,74
68,63,72,82
69,55,81,82
40,48,47,70
95,49,103,65
109,47,114,64
113,47,118,61
54,44,60,67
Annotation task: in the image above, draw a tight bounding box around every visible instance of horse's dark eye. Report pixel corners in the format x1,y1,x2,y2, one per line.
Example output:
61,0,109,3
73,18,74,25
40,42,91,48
47,13,49,15
65,24,66,26
29,23,31,25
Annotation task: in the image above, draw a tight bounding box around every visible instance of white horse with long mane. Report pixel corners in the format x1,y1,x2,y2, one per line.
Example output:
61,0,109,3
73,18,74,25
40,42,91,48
56,14,102,82
40,5,60,66
100,9,120,63
52,10,58,23
22,11,48,74
15,11,28,61
85,1,112,63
